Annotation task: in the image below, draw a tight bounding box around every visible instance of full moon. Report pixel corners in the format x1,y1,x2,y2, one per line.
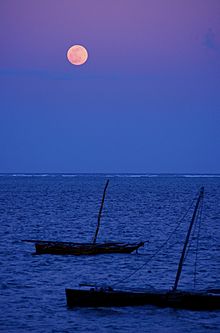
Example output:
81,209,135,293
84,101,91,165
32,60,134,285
67,45,88,66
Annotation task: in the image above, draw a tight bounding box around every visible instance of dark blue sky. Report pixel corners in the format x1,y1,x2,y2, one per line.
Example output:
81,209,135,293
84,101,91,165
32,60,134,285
0,0,220,173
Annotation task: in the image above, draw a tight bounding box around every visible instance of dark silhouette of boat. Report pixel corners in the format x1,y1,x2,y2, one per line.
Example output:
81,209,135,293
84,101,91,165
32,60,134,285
22,180,144,255
23,240,144,255
65,187,220,310
66,286,220,310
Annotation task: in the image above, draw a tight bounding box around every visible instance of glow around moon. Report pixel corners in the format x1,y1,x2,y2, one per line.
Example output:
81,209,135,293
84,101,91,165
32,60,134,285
67,45,88,66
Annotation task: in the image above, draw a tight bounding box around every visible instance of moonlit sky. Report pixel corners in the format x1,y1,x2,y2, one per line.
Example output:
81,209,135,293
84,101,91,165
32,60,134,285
0,0,220,173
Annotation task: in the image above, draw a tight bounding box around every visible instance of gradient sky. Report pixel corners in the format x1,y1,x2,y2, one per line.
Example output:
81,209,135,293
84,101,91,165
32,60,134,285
0,0,220,173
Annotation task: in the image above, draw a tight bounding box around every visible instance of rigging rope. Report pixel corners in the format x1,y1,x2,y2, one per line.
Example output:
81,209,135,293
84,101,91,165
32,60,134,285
183,193,203,266
174,190,204,289
184,203,200,260
112,192,198,287
193,195,204,287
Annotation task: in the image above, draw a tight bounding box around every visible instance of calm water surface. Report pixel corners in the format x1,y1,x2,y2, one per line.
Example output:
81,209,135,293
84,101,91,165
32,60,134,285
0,174,219,332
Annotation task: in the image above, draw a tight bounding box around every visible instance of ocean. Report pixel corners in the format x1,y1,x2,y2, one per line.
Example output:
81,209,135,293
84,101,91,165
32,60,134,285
0,174,219,332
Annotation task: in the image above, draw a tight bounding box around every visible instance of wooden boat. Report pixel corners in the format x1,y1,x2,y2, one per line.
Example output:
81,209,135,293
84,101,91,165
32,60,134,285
65,187,220,310
22,180,144,255
23,240,144,255
66,286,220,310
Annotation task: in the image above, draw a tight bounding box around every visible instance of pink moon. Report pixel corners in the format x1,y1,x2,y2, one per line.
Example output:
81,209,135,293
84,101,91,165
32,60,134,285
67,45,88,66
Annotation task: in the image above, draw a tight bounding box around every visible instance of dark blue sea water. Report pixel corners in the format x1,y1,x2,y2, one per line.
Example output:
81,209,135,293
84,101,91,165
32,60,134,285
0,174,219,333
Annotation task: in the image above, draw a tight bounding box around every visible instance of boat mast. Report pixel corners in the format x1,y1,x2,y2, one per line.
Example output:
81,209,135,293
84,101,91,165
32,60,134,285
172,187,204,291
92,179,109,244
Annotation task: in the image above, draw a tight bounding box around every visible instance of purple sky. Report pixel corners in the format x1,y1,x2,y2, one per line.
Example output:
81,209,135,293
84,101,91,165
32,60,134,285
0,0,220,173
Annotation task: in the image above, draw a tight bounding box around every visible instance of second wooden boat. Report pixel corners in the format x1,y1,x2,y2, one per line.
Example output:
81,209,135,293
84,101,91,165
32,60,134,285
22,180,144,255
23,240,143,255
